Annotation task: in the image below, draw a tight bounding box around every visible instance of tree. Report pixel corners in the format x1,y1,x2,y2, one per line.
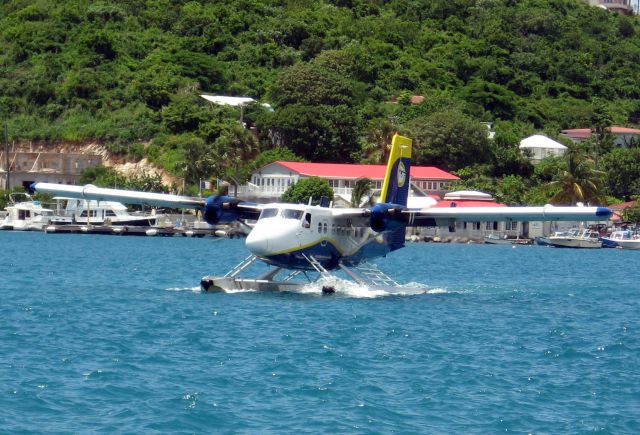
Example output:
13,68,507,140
351,178,374,207
547,146,606,205
261,104,360,161
495,175,527,205
404,110,492,172
261,59,363,161
600,147,640,200
623,200,640,223
213,125,259,191
282,177,333,204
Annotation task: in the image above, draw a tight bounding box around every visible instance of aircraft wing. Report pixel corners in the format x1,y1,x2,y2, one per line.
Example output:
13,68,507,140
403,205,612,226
32,183,205,209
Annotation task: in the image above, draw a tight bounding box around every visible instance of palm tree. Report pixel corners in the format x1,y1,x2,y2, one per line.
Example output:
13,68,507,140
548,146,606,205
361,121,395,164
351,178,374,207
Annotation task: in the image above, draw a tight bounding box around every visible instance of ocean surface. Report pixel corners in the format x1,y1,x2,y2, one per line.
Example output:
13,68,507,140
1,231,639,433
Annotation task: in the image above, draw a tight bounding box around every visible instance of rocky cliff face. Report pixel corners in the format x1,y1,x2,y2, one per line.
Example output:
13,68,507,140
11,140,176,186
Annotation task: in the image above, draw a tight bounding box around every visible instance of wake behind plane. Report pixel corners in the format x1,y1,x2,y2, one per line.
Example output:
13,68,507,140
33,134,612,295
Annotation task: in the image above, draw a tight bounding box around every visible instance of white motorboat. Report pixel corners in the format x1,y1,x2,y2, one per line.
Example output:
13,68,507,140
0,194,55,231
545,228,602,248
49,198,159,226
614,238,640,250
601,229,633,248
602,229,640,250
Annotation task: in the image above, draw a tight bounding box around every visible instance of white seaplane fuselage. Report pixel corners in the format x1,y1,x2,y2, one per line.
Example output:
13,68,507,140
246,203,391,270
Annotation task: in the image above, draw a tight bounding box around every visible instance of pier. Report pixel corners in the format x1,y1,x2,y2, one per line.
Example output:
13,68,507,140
42,224,242,238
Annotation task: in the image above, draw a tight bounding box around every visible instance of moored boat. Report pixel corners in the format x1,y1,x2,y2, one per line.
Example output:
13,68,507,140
484,232,531,245
601,229,633,248
49,198,159,226
545,228,602,249
0,194,55,231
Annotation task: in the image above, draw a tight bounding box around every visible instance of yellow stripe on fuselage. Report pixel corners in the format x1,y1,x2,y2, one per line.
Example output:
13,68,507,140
265,234,381,257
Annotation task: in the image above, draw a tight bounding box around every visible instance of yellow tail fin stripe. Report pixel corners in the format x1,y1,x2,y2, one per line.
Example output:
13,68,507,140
379,133,413,203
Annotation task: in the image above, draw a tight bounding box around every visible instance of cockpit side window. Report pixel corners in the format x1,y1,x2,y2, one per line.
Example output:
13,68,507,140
259,208,279,219
303,213,311,228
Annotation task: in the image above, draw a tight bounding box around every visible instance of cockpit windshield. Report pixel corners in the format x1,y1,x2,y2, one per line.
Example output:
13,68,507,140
259,208,303,220
259,208,279,219
282,209,303,220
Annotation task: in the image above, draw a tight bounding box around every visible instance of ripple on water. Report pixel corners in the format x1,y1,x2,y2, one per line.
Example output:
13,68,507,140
1,234,639,432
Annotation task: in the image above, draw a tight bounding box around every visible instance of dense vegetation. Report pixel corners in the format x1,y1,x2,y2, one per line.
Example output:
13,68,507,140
1,0,640,204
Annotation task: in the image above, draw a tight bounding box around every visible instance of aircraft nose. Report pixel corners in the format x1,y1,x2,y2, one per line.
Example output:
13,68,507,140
246,229,270,256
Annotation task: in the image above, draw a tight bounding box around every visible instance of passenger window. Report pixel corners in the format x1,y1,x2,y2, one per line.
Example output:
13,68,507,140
323,223,328,234
318,222,322,233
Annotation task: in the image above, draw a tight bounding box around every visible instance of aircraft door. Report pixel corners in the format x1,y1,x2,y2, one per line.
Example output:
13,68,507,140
296,212,312,244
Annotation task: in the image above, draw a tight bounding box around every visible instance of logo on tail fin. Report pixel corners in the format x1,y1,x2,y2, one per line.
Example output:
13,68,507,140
380,133,412,206
397,161,407,187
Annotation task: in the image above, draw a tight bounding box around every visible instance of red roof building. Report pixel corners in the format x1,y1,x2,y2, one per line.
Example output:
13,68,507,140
608,200,638,222
560,126,640,147
243,161,459,201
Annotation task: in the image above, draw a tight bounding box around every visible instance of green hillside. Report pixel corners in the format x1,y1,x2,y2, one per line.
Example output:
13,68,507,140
2,0,640,204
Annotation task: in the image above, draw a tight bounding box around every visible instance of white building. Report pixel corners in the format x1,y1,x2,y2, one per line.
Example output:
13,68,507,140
237,161,459,205
519,134,567,163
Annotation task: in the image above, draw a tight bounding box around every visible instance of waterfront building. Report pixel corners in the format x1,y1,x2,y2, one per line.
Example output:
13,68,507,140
237,161,459,205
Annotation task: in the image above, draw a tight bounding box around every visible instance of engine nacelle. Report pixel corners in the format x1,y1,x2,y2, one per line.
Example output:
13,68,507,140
202,195,244,225
369,203,406,232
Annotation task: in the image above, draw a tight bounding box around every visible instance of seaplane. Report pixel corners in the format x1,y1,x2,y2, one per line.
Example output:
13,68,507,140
32,134,612,295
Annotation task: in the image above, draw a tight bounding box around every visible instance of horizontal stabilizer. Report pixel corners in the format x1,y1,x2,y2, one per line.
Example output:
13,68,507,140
32,183,205,209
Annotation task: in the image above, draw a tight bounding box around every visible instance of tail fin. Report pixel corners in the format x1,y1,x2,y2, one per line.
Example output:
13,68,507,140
379,133,412,206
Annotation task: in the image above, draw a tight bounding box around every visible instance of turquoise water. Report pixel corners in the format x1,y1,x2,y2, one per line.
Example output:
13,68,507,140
1,231,639,433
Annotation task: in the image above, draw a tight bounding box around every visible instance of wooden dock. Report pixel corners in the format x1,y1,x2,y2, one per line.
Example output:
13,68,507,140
43,224,237,238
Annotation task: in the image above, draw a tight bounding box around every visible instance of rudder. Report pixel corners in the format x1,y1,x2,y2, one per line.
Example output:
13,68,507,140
379,133,412,206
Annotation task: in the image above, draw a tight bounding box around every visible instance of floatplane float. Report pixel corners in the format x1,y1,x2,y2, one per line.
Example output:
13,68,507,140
32,134,612,295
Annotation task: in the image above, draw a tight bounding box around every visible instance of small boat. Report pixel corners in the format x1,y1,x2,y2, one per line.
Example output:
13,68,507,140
49,198,159,227
0,194,55,231
601,229,640,250
601,229,633,248
535,230,573,246
484,232,531,245
545,228,602,249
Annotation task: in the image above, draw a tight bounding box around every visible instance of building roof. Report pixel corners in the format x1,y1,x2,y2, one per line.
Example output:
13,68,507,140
200,95,255,106
561,126,640,139
432,190,505,208
608,200,638,211
273,161,459,180
433,200,506,208
519,134,567,150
